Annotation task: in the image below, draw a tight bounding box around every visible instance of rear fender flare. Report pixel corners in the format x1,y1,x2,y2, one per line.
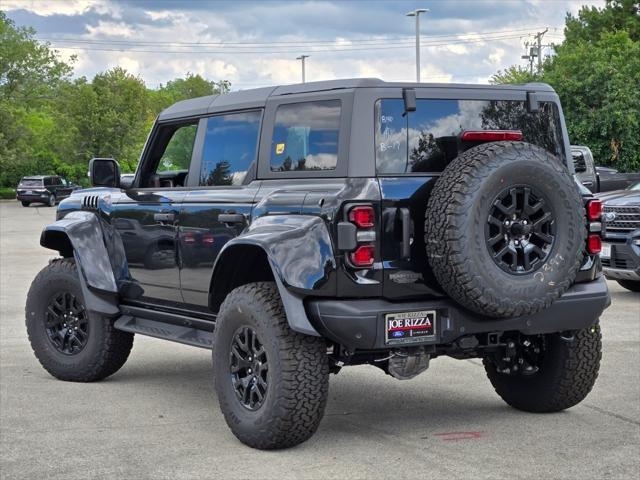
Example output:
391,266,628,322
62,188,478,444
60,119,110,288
210,215,337,336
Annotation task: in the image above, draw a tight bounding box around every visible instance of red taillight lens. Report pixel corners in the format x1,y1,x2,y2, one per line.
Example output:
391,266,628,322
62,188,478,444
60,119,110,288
349,206,375,228
587,199,603,221
202,233,214,245
587,234,602,254
183,233,196,244
461,130,523,142
350,245,375,267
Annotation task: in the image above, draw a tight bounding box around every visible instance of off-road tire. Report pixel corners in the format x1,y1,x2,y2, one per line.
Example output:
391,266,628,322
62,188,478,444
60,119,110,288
21,201,30,207
483,323,601,412
213,282,329,450
425,141,585,318
617,280,640,292
26,258,134,382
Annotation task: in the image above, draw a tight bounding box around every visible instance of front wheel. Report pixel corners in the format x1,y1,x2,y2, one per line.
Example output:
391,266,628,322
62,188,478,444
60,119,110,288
213,282,329,450
483,324,601,412
21,201,30,207
617,280,640,292
26,258,134,382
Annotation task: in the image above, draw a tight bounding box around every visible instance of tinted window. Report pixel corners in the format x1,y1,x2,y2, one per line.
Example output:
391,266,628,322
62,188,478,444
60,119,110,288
271,100,340,172
572,151,587,173
199,111,261,186
19,179,42,187
375,99,565,174
158,124,197,172
44,177,52,186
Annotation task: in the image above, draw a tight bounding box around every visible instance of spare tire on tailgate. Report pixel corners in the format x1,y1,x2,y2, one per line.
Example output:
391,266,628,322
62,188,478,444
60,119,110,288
425,141,585,318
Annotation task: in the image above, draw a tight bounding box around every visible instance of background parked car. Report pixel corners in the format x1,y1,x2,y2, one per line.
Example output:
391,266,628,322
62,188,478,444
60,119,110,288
572,145,640,193
598,182,640,292
15,175,76,207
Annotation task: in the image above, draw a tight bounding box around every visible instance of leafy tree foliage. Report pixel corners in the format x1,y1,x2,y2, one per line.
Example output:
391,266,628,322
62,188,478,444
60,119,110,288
0,13,230,186
491,1,640,172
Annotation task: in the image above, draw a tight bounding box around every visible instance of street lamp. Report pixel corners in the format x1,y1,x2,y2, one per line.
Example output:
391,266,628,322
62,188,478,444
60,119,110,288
296,55,309,83
406,8,429,83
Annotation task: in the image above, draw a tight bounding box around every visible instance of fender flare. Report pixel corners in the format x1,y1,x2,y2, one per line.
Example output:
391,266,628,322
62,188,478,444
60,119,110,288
210,215,337,336
40,211,125,316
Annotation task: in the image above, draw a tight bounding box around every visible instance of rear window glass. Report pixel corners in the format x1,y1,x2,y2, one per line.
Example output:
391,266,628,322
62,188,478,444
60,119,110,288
375,99,565,174
270,100,340,172
20,179,43,187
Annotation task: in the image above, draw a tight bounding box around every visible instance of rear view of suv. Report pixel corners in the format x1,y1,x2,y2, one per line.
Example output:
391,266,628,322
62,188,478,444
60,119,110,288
16,175,74,207
26,79,609,450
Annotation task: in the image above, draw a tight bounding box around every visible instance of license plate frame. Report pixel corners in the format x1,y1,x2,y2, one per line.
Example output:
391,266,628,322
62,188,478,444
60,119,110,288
601,243,611,258
385,310,436,345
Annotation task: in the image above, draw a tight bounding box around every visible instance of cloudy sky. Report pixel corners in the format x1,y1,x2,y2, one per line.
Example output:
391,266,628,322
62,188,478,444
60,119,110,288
4,0,604,90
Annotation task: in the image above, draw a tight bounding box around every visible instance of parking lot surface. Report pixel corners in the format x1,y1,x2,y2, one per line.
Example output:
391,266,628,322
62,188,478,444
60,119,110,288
1,199,639,479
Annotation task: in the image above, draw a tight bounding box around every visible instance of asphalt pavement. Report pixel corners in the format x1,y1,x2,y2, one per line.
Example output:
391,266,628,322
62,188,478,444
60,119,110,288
1,199,639,479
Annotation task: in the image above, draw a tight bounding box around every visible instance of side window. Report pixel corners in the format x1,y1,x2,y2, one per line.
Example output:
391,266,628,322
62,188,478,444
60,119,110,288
157,124,198,173
270,100,340,172
44,178,52,186
199,111,261,186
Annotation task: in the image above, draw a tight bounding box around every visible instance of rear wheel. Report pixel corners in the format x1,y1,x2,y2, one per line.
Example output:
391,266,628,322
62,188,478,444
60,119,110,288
425,141,585,318
21,201,30,207
47,194,56,207
483,324,601,412
26,258,134,382
617,280,640,292
213,282,329,450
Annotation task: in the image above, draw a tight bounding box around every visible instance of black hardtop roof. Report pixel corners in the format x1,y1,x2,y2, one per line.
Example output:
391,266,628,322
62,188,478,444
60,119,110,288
158,78,556,121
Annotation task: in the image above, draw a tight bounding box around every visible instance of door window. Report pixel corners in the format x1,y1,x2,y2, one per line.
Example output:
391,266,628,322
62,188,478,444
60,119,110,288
270,100,340,172
157,124,198,173
199,111,262,186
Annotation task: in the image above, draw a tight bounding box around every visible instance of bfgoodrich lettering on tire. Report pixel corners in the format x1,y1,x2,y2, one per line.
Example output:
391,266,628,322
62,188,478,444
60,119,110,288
213,282,329,450
425,141,585,318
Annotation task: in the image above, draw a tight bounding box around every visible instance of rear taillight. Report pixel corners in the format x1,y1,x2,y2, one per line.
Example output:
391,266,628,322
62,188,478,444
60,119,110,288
587,234,602,254
585,199,603,255
461,130,523,142
202,233,214,246
348,206,375,228
183,233,196,245
350,245,375,267
587,199,602,221
346,204,376,268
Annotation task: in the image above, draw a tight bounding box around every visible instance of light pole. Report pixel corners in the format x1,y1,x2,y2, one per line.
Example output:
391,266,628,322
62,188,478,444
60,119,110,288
296,55,309,83
406,8,429,83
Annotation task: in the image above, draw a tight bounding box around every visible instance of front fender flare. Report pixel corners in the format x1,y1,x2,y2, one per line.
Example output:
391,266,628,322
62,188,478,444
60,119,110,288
40,211,127,315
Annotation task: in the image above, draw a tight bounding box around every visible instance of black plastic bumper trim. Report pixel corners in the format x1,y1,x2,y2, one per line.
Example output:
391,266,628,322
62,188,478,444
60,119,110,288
306,277,610,350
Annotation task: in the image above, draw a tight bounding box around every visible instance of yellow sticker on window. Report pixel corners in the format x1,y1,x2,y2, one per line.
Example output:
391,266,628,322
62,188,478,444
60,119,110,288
275,143,285,155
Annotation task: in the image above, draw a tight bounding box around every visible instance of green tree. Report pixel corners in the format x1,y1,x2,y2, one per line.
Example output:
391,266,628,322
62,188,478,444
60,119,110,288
0,12,74,186
491,0,640,172
490,65,540,85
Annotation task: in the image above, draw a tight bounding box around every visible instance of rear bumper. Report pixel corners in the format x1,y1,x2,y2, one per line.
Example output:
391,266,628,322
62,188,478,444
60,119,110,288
306,277,610,350
16,193,49,202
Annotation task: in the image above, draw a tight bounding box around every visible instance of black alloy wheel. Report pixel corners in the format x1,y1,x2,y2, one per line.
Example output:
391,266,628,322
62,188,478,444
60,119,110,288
486,185,556,275
229,326,269,410
45,291,89,355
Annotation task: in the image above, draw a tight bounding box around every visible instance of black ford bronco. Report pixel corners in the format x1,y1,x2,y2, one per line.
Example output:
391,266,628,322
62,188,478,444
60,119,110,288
26,79,610,450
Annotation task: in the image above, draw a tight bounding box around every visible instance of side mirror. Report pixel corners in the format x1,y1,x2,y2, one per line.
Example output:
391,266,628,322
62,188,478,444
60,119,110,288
89,158,120,188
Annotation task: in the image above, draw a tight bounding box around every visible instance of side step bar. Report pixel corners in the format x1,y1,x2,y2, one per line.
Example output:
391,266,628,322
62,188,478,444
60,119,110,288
114,315,213,349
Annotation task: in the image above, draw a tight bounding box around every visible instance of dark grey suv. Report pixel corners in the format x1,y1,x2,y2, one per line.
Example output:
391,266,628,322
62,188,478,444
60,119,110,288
25,79,609,449
16,175,75,207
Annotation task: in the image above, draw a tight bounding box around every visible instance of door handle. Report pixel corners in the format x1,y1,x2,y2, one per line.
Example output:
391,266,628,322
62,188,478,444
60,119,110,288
582,181,594,187
154,212,175,223
218,213,245,224
399,208,412,259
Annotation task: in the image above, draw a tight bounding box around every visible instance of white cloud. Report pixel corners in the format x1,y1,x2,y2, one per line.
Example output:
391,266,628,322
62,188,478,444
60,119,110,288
3,0,607,89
